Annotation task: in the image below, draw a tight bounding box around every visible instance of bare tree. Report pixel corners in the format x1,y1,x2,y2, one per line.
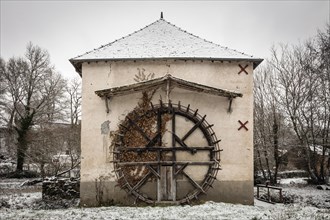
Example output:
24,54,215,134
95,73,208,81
0,42,66,173
0,58,7,125
66,77,81,125
64,77,81,175
309,24,330,181
26,123,80,178
26,126,59,177
270,24,330,183
24,78,81,178
254,64,292,184
63,123,81,174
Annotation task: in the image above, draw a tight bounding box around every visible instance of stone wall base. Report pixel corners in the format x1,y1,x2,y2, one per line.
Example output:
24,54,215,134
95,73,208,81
79,180,253,207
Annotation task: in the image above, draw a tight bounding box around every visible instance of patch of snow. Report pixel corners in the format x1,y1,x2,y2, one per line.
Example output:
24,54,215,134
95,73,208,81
72,19,260,61
309,145,329,156
0,192,42,209
0,199,329,220
280,178,308,185
278,170,306,174
1,179,329,220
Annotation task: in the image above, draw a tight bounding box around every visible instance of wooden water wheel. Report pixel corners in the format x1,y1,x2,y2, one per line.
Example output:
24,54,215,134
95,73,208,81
113,101,221,204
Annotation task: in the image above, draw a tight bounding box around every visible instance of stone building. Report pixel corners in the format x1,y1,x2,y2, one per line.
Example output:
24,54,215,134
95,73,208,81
70,15,263,206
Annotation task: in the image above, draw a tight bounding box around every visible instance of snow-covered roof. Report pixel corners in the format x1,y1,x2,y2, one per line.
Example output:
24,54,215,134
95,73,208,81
70,18,263,74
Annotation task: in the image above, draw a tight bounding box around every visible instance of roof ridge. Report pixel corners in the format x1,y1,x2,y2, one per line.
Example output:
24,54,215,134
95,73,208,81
72,19,163,60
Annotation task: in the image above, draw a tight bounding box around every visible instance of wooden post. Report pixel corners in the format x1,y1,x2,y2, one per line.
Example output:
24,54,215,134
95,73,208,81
172,110,177,201
105,97,110,113
166,79,170,103
267,187,270,202
257,185,259,199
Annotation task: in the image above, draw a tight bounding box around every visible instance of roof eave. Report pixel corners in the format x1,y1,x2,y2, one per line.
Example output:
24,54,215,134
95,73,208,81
70,57,264,75
69,59,82,76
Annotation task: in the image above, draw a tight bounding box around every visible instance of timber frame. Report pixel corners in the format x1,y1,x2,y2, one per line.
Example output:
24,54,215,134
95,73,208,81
95,74,242,113
95,74,242,98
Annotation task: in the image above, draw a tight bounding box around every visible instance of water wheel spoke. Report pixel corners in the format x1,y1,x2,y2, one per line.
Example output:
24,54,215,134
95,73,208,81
145,132,161,148
130,171,153,193
146,165,160,179
173,134,188,148
181,115,206,142
173,134,195,154
127,116,151,142
174,163,188,177
182,170,206,194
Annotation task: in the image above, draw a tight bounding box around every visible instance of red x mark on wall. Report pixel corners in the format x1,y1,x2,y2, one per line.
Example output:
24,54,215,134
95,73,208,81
238,120,249,131
238,64,249,75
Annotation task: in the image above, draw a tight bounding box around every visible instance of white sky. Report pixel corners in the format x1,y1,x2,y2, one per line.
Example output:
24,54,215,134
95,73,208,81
1,0,329,79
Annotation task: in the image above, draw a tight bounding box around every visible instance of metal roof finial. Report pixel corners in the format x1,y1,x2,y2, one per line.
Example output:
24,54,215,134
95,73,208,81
160,12,163,19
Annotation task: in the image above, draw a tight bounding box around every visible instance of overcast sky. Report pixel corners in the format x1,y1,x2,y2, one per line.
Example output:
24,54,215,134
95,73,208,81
1,0,329,79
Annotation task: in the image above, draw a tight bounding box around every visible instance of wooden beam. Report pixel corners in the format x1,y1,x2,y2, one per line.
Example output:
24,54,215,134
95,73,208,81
206,124,214,129
95,74,243,99
186,104,190,113
166,79,170,103
127,116,151,142
146,165,160,179
212,139,221,145
181,115,206,142
104,97,110,113
157,108,162,146
228,97,233,113
116,161,215,166
182,170,206,193
145,133,161,148
117,146,214,151
193,109,199,117
173,134,188,148
172,111,176,162
129,171,152,193
174,163,188,177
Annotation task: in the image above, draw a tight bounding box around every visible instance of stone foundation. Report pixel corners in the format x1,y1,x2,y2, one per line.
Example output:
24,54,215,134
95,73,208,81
79,180,253,206
42,177,80,200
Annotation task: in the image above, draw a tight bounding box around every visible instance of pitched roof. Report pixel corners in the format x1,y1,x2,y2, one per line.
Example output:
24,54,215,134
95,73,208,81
95,74,242,98
70,18,263,74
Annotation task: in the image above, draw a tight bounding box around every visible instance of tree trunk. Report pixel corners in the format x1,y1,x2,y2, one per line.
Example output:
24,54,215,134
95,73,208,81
263,149,272,181
320,146,325,182
40,162,45,178
16,132,28,172
15,112,34,173
272,115,280,185
303,141,319,183
257,148,266,179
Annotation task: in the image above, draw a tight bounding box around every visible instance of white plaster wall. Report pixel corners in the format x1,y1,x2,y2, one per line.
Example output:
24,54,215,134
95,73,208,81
80,59,253,185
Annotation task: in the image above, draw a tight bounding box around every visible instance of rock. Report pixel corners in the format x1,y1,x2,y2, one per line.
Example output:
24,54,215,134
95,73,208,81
42,177,80,200
316,185,330,190
0,200,10,208
316,185,324,190
21,178,43,187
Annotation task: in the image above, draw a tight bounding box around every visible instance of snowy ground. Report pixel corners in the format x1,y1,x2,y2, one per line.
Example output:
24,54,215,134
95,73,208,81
0,178,329,220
